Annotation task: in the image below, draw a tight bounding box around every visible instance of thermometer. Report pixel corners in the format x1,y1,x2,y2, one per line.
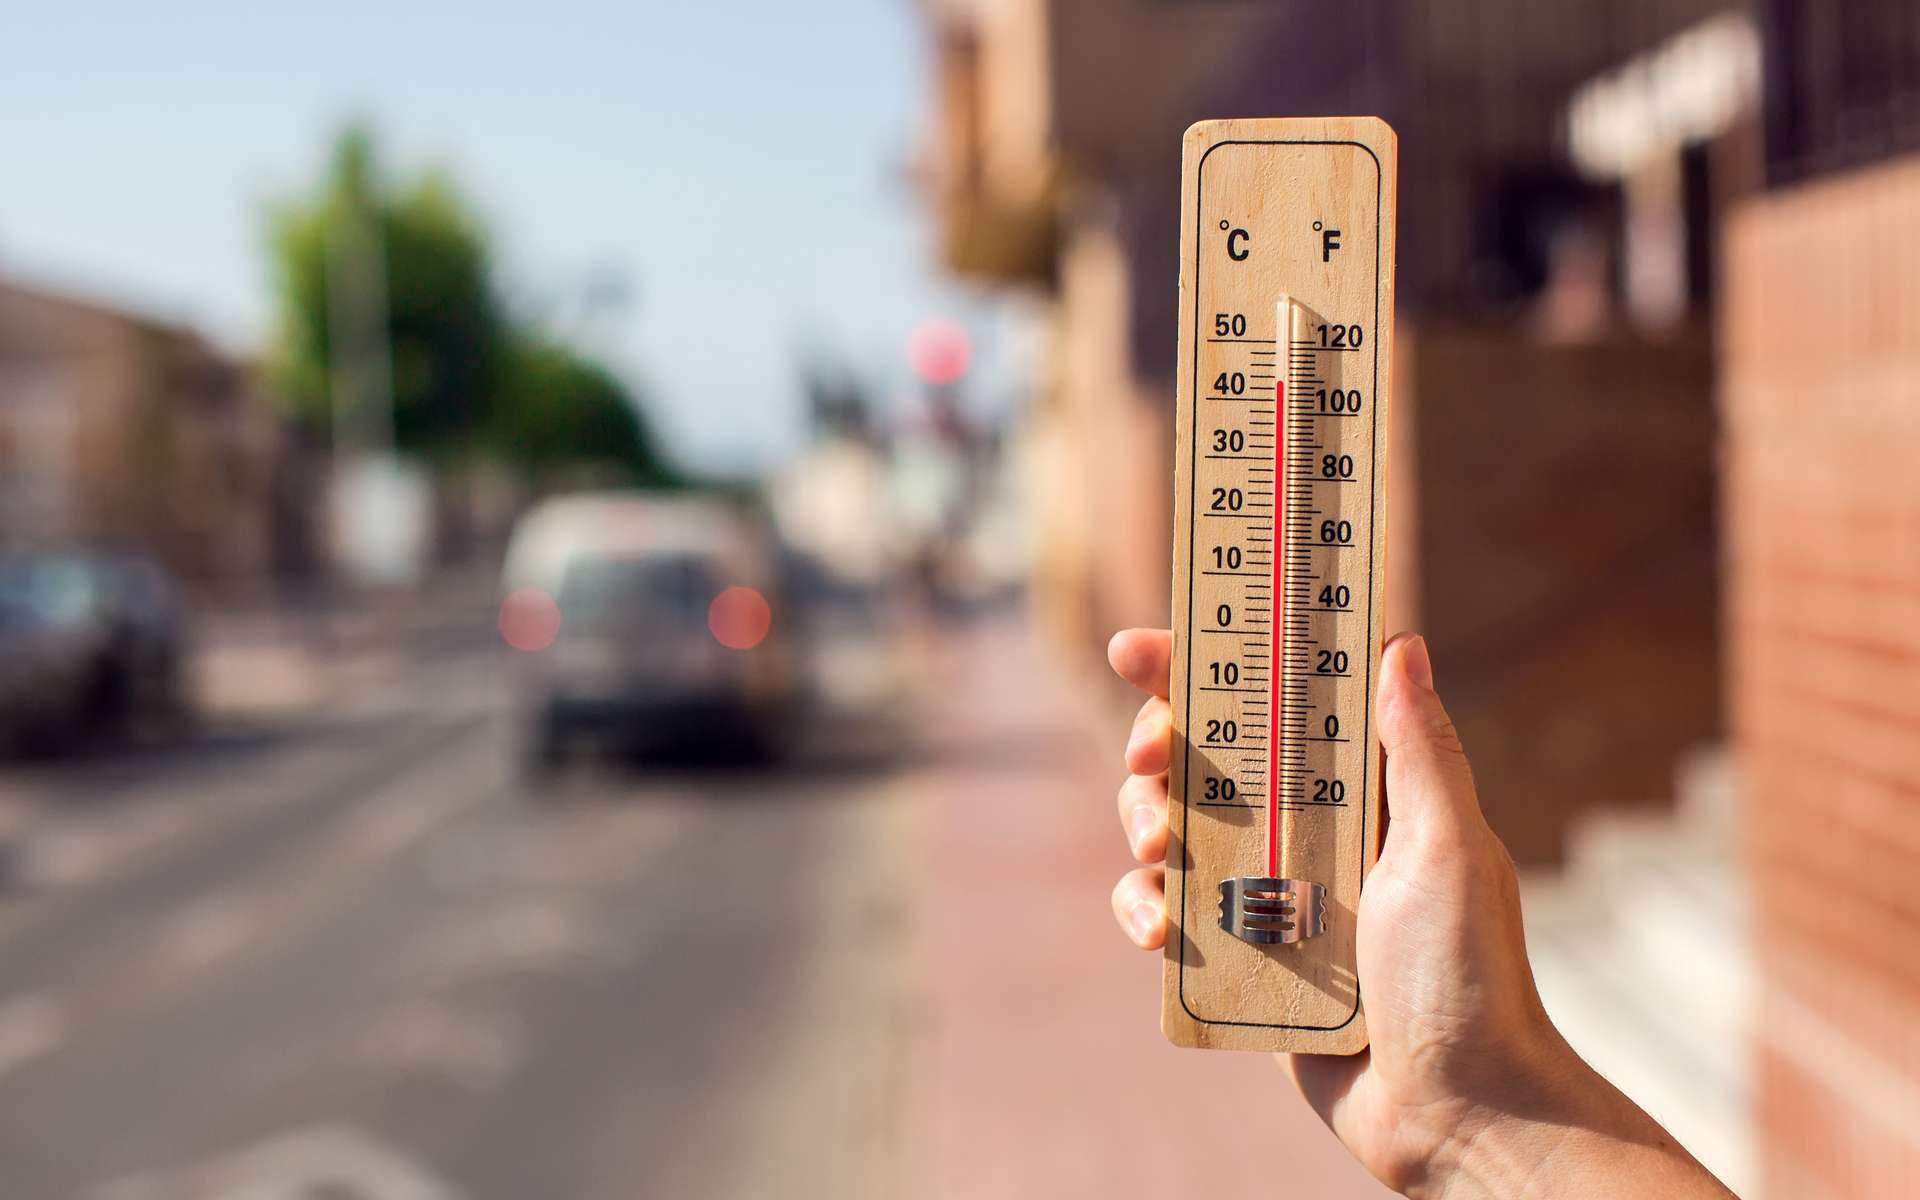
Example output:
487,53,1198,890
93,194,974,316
1164,117,1396,1054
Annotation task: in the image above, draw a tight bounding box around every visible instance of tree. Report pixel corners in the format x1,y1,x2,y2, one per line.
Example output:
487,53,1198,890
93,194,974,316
490,334,676,485
265,126,502,457
265,123,677,484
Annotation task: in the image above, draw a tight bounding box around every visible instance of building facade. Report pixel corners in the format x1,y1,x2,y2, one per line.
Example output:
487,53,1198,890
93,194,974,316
923,1,1920,1193
0,281,286,592
921,0,1738,861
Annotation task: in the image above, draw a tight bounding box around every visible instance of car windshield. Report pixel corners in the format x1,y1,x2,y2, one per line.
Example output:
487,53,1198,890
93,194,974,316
0,558,99,626
557,554,721,632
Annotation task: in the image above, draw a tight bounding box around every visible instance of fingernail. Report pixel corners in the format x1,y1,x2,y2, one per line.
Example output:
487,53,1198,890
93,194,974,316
1128,902,1159,944
1128,805,1158,849
1402,635,1434,690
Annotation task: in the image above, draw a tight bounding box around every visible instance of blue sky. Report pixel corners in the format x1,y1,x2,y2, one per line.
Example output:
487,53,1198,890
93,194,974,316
0,0,1030,471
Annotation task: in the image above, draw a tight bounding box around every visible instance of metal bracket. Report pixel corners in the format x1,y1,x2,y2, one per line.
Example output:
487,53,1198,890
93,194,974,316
1218,877,1327,945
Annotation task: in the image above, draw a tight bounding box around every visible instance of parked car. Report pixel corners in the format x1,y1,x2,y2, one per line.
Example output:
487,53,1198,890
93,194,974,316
0,551,188,752
499,493,800,769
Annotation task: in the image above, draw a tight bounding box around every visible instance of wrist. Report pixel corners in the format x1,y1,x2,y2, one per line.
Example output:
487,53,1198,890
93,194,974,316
1411,1046,1729,1200
1397,1041,1589,1200
1417,1095,1583,1200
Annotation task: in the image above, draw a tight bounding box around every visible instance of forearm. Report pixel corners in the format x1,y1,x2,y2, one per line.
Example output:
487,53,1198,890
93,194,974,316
1421,1060,1735,1200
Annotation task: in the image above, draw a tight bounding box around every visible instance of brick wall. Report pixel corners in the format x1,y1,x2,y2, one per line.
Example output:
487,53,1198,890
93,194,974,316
1401,323,1721,863
1723,151,1920,1198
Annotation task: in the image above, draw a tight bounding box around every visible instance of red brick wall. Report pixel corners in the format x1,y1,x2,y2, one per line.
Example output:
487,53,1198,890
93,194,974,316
1723,152,1920,1198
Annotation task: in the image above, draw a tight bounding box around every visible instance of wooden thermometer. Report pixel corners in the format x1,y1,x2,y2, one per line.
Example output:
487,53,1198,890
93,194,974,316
1165,117,1396,1054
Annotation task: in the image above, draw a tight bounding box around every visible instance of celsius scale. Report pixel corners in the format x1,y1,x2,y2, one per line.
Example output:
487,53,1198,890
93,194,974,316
1165,117,1397,1054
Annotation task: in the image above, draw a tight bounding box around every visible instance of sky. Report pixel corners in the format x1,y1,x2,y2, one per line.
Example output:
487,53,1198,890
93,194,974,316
0,0,1032,473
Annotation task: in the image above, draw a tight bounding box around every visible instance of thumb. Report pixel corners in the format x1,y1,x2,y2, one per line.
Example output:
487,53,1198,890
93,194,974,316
1376,633,1484,839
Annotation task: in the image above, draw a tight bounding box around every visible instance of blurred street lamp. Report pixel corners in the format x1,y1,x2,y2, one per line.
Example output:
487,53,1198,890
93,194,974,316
322,133,427,586
323,140,395,457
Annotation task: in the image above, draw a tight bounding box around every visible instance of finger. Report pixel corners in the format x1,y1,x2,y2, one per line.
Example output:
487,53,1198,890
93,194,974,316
1115,772,1169,864
1108,628,1172,700
1376,633,1484,839
1110,866,1167,949
1125,696,1172,776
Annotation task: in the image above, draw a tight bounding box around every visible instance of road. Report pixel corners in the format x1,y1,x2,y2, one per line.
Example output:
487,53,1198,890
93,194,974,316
0,600,920,1199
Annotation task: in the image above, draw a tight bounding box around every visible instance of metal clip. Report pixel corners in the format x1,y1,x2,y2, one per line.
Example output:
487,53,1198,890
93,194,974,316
1218,877,1327,945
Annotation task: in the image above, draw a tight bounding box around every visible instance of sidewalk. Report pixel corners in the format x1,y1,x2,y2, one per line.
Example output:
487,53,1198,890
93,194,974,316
189,565,499,721
902,616,1390,1198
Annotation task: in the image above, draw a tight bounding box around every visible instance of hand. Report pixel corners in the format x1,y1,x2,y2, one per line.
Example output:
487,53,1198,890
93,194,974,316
1106,628,1734,1199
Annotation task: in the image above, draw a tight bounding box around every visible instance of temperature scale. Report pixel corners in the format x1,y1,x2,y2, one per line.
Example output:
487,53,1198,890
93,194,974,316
1165,117,1396,1054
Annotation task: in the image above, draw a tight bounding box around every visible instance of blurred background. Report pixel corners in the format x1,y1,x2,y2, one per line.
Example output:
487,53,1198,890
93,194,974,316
0,0,1913,1196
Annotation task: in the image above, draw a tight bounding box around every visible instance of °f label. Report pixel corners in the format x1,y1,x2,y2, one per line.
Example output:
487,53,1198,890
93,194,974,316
1163,117,1396,1055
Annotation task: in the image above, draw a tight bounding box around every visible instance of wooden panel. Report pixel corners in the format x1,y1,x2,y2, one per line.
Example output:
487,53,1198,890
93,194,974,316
1164,117,1396,1054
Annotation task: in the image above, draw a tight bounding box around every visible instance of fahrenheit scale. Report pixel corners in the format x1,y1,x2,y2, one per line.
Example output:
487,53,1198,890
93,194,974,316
1165,118,1396,1054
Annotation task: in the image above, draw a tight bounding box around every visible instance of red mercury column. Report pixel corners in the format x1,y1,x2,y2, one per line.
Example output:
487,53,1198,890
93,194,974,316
1267,372,1286,879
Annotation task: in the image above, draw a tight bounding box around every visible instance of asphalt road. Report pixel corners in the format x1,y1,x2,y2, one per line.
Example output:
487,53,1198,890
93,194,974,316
0,618,919,1199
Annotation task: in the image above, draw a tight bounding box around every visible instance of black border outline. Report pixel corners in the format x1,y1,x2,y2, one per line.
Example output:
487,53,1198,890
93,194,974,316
1179,136,1383,1032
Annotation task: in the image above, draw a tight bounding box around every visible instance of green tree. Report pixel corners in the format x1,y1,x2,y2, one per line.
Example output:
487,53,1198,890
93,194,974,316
265,123,678,484
264,125,502,457
490,335,676,485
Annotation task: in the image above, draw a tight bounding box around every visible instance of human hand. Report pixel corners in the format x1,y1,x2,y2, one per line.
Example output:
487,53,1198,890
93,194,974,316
1106,628,1734,1199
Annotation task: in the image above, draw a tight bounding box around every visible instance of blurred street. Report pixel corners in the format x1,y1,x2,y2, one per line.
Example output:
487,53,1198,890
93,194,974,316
0,575,921,1199
0,574,1390,1200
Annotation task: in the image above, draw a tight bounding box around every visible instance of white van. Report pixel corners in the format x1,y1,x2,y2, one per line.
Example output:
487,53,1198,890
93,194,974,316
499,492,798,768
